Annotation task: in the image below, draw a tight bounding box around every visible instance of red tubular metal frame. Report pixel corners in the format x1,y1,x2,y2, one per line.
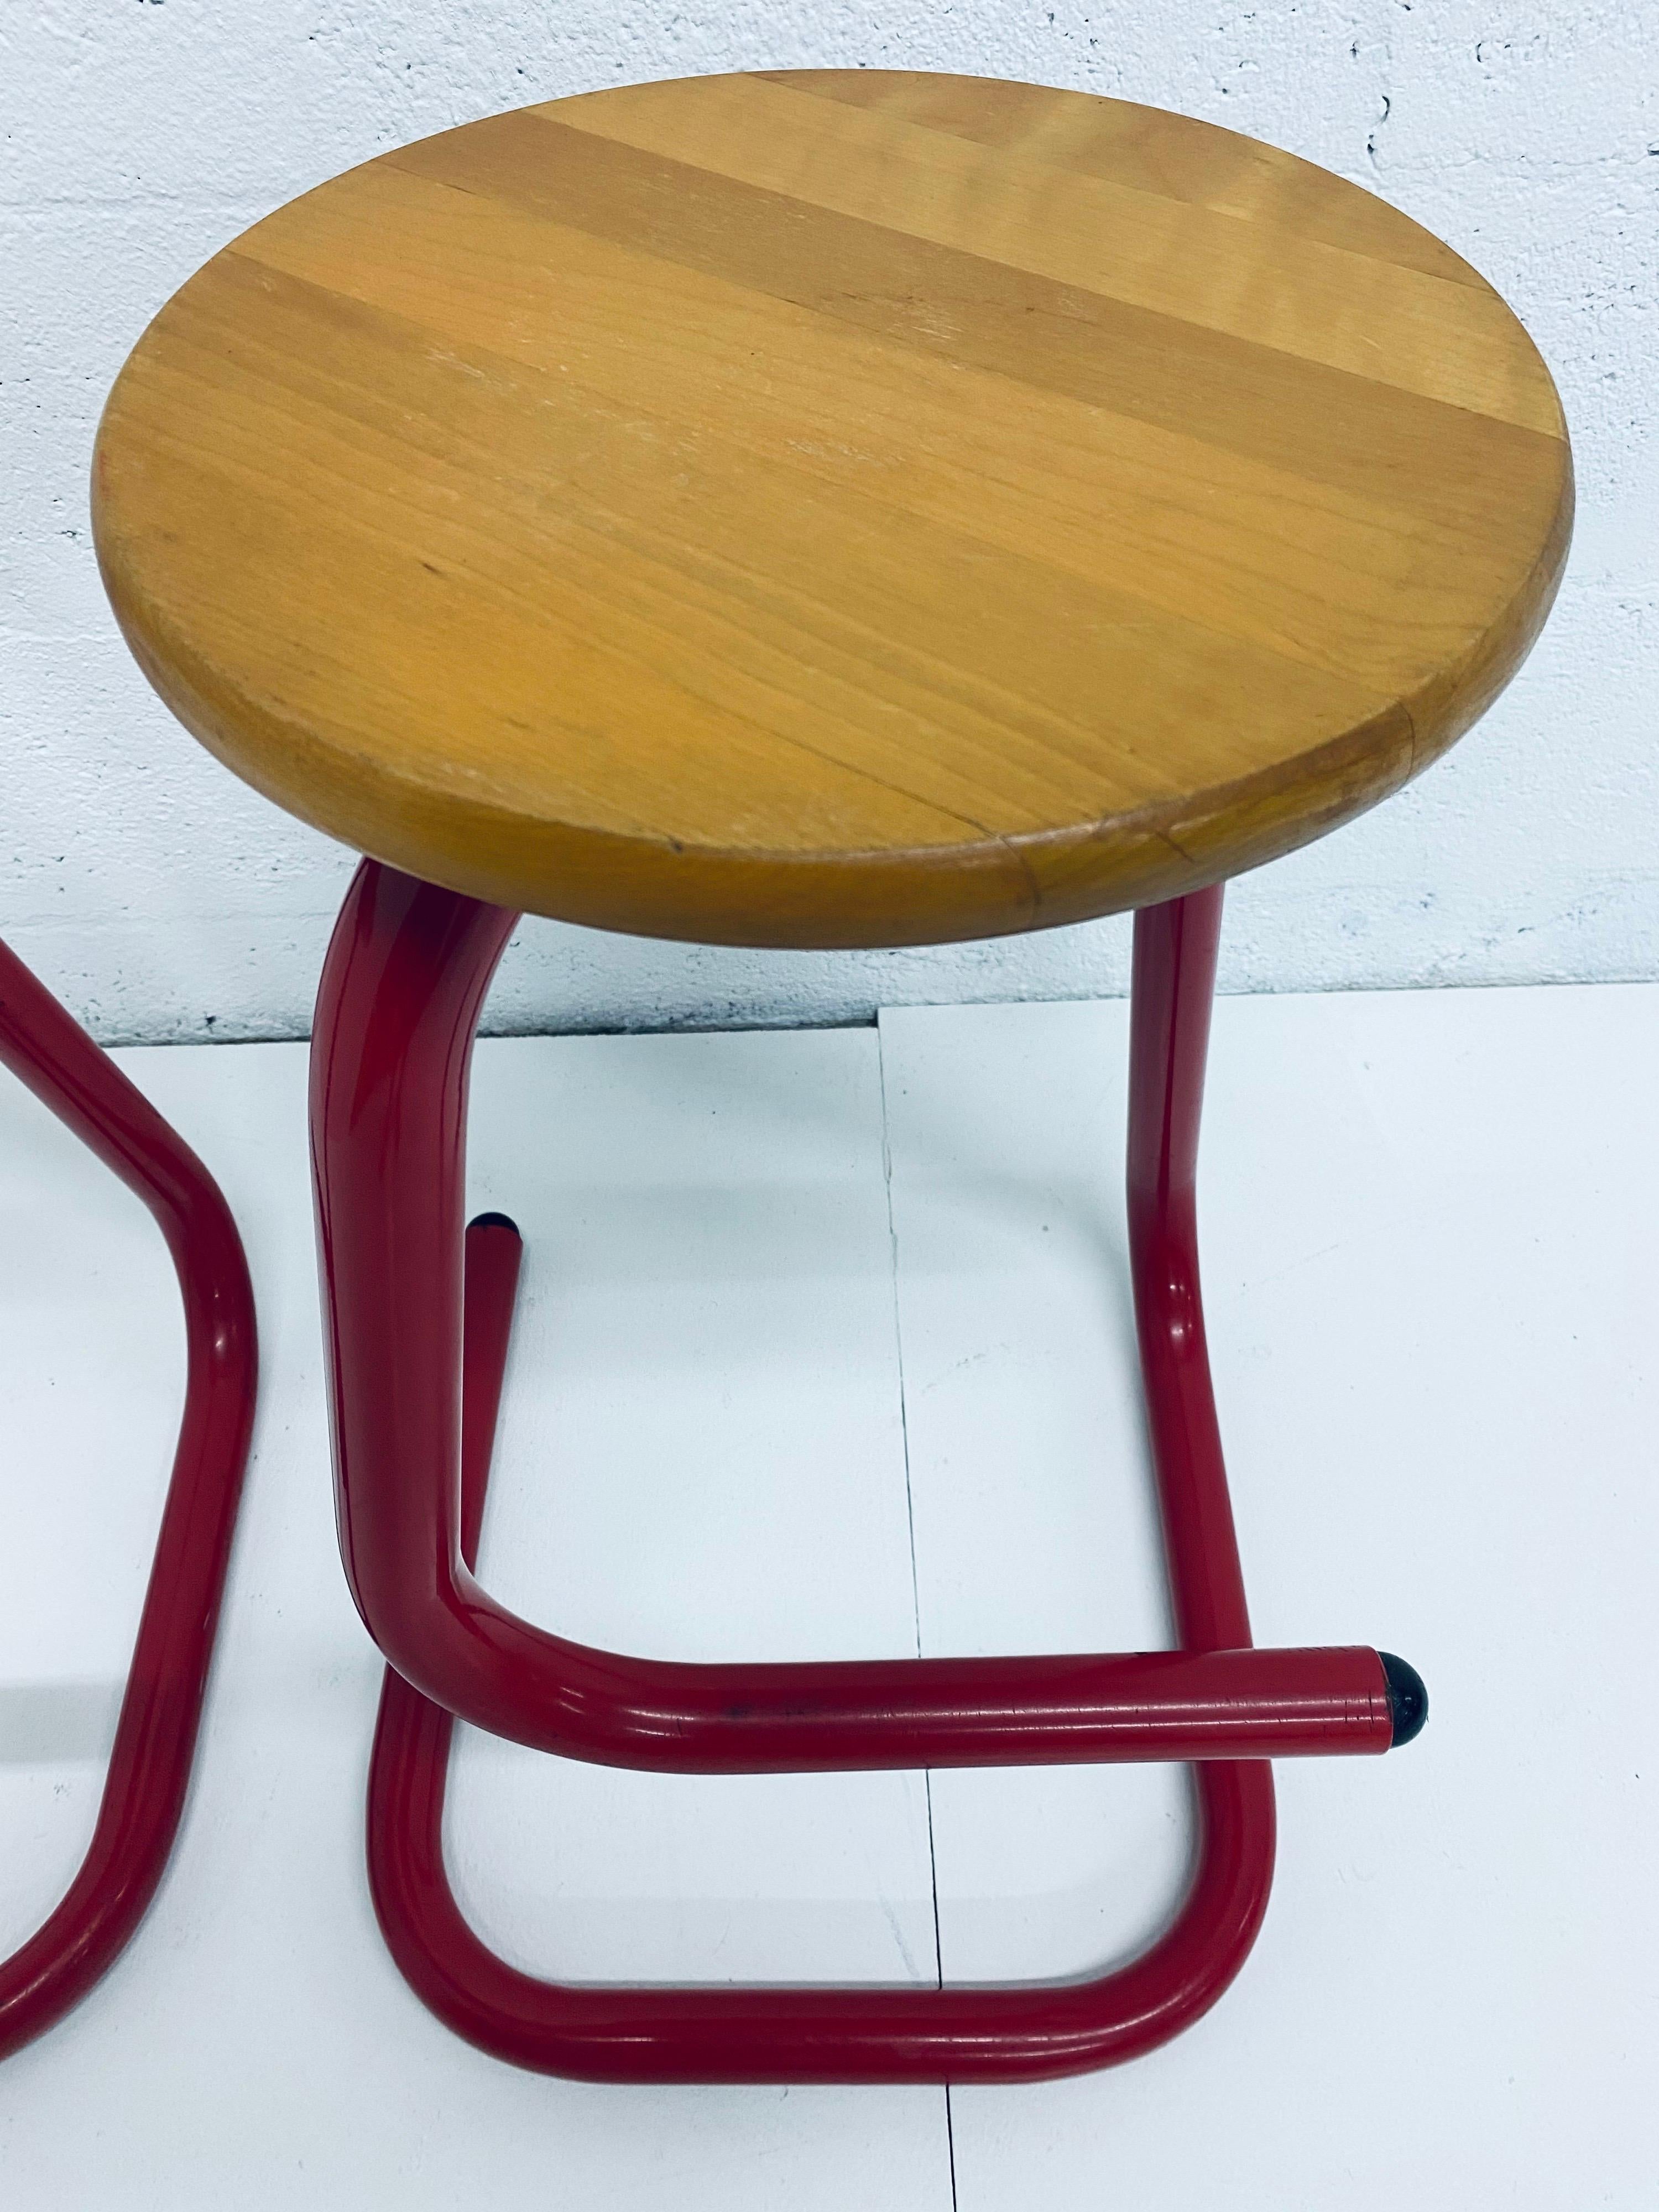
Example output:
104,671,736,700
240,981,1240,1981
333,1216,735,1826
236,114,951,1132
312,864,1402,1774
0,940,256,2061
313,862,1422,2082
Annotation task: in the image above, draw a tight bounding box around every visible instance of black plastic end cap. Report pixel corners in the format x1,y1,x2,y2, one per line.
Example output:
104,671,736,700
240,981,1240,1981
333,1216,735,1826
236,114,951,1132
1380,1652,1428,1749
467,1211,521,1237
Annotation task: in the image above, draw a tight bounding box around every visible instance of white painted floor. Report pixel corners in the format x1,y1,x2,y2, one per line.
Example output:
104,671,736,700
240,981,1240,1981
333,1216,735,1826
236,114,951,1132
1,982,1655,2207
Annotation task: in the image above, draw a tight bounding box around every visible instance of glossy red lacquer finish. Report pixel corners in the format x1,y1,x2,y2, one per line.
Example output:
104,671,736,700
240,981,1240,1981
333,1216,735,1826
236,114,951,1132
311,864,1396,1773
0,939,256,2060
357,887,1278,2081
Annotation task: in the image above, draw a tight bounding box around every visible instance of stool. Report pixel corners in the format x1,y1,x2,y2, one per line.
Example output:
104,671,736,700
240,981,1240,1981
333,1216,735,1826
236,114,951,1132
0,942,256,2058
89,70,1571,2083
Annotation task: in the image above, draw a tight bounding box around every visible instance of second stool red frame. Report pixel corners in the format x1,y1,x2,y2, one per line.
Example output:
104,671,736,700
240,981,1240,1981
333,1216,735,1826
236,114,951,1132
309,867,1424,2083
0,941,257,2060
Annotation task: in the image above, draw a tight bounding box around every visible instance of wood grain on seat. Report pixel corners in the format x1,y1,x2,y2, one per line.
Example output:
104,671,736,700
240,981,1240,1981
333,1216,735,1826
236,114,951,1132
92,71,1572,947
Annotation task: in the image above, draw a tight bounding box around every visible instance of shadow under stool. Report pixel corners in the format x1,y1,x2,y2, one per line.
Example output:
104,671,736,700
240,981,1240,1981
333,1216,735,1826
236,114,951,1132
86,69,1570,2083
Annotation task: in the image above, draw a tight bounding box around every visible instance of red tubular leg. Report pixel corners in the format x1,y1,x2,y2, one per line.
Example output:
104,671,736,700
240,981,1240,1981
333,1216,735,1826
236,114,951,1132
359,888,1278,2083
312,862,1406,1771
0,940,256,2060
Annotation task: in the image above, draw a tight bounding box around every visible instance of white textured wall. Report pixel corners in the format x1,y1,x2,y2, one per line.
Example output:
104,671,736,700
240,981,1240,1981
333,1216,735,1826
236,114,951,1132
3,3,1655,1043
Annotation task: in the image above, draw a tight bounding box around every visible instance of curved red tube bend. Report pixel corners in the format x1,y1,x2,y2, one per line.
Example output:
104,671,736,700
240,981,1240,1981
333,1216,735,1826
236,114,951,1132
370,1676,1274,2084
0,939,256,2060
311,863,1392,1772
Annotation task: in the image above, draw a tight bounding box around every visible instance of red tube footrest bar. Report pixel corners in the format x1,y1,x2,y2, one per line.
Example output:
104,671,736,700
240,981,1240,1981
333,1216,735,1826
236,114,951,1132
0,939,257,2060
393,1632,1404,1771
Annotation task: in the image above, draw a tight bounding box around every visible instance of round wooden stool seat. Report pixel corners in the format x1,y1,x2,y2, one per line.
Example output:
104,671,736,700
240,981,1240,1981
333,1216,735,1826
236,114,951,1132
92,70,1571,949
